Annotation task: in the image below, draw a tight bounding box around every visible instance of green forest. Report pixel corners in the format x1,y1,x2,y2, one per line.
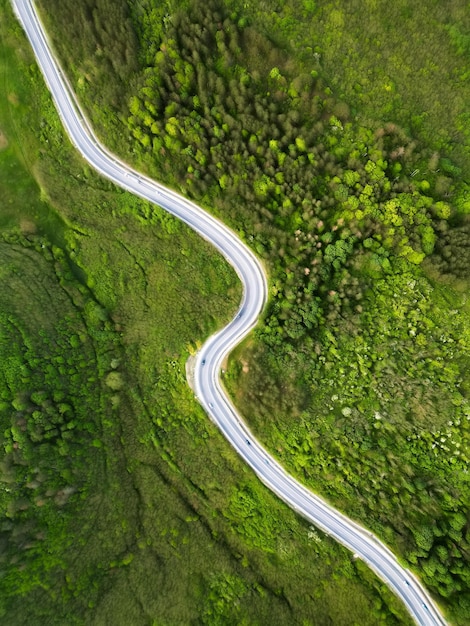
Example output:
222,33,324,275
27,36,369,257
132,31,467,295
2,0,470,623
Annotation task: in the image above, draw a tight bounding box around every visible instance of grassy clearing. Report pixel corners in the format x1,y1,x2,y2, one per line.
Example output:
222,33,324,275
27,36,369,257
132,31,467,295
0,0,413,624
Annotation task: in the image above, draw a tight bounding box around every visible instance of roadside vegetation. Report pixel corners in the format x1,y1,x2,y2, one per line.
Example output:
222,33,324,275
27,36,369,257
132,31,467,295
0,0,414,624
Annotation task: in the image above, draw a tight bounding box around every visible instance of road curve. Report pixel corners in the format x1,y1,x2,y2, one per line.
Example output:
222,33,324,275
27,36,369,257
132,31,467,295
12,1,447,624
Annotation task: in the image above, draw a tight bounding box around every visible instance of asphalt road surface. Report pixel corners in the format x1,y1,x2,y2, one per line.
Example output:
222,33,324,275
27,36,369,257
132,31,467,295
12,1,447,624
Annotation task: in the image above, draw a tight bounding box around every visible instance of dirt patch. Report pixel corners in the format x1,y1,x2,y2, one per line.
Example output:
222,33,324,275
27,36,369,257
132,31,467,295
7,92,19,106
185,354,196,391
19,219,37,235
0,130,8,150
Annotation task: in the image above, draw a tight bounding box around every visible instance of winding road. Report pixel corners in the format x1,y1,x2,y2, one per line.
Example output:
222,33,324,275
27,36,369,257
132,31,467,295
11,1,447,624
